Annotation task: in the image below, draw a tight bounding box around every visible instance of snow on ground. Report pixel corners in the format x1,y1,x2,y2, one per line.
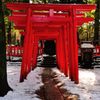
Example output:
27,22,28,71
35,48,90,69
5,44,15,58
0,61,44,100
0,60,100,100
52,67,100,100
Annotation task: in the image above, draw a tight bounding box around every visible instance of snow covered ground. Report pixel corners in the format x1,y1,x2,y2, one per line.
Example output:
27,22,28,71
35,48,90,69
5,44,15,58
53,67,100,100
0,62,44,100
0,61,100,100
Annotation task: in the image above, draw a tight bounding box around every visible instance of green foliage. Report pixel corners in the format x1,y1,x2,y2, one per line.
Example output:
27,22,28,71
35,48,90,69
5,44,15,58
78,22,94,42
87,0,96,4
83,0,96,4
4,17,9,33
84,10,95,18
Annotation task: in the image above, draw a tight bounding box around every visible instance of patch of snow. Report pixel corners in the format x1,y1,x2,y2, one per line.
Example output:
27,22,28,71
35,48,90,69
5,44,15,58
52,67,100,100
0,62,44,100
0,61,100,100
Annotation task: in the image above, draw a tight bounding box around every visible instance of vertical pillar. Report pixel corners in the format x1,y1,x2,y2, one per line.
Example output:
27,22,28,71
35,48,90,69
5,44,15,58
56,37,60,69
58,29,66,73
20,8,32,82
62,25,69,76
56,33,62,71
72,7,79,84
68,9,75,81
67,22,72,79
26,26,34,74
32,37,39,70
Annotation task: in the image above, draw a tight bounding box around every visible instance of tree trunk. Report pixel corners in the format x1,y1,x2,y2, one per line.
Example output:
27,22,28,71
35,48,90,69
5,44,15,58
21,0,29,2
94,0,100,45
0,1,12,96
7,22,11,45
19,0,29,3
60,0,69,3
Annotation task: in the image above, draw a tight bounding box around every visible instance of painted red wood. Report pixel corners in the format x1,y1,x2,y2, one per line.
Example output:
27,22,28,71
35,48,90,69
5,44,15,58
6,46,23,57
95,46,100,56
6,3,96,84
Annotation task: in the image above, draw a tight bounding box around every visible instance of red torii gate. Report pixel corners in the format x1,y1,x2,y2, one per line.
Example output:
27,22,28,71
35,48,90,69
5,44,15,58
6,3,96,84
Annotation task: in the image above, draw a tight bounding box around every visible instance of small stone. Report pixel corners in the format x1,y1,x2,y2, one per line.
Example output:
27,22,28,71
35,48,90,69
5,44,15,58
67,95,78,100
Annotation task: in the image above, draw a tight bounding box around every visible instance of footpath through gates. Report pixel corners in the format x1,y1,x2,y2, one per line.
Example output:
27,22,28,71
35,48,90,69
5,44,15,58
6,3,96,84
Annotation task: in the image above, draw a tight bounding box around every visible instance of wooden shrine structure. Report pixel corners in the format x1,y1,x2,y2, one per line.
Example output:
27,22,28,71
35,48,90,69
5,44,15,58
7,3,96,84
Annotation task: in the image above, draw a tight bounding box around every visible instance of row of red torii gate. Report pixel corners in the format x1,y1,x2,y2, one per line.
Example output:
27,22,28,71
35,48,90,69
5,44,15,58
6,3,96,84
